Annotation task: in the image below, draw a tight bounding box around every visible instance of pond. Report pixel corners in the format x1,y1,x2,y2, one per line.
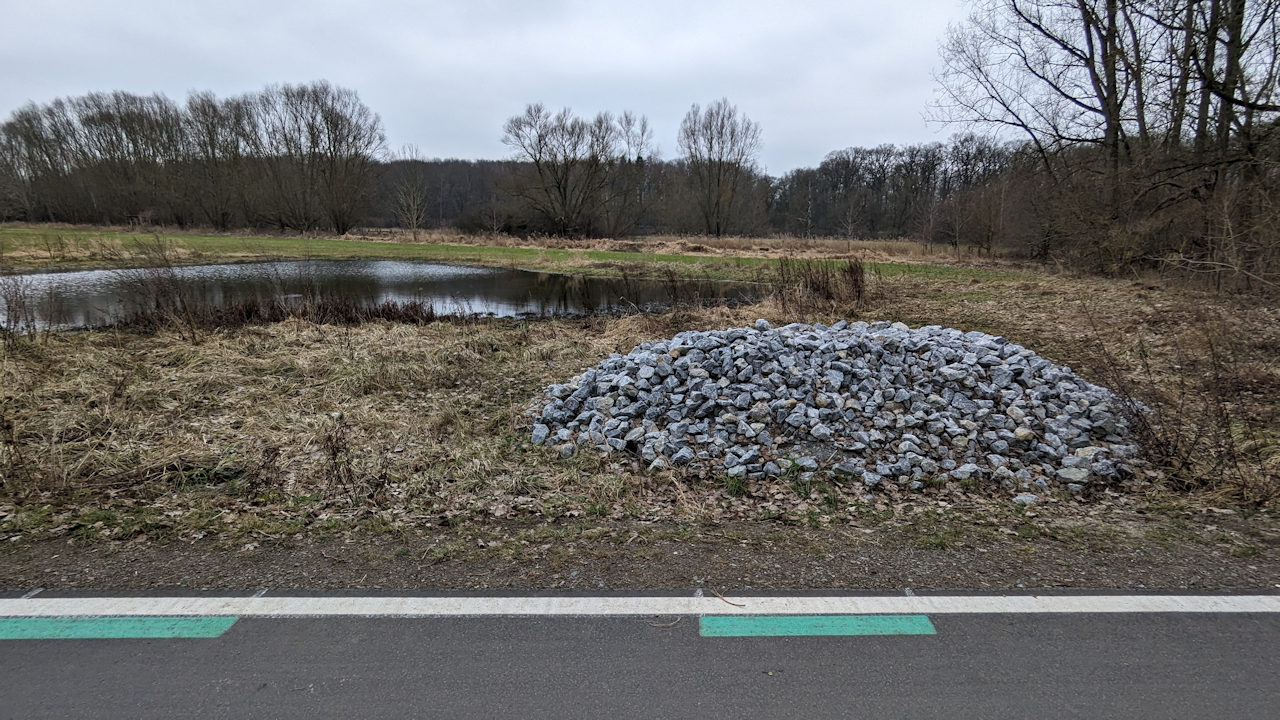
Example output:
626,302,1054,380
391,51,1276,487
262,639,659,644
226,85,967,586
0,260,762,329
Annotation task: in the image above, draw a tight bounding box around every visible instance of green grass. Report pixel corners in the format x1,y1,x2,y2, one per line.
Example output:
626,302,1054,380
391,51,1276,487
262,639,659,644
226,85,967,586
915,524,966,549
0,224,1012,282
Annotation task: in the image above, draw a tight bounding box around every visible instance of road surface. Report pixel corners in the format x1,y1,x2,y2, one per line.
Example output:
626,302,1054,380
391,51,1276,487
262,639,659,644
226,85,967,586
1,591,1276,719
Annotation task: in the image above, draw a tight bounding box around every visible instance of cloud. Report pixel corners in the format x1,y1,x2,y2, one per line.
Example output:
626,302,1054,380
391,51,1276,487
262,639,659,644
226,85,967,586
0,0,965,172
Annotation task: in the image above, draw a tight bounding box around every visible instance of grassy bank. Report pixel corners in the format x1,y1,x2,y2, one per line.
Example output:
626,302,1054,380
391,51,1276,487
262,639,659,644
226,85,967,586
2,266,1276,549
1,223,1276,589
0,224,1016,283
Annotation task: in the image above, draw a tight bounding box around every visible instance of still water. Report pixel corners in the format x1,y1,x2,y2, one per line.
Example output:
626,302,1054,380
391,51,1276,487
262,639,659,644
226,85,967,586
0,260,761,328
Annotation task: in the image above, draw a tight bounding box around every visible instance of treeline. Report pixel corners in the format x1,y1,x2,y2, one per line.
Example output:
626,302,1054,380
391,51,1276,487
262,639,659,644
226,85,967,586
373,132,1014,249
0,83,993,242
0,81,385,233
770,135,1013,246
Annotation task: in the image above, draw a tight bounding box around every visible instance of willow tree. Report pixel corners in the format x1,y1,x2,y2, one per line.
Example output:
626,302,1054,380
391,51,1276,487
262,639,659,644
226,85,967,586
678,98,762,238
502,104,656,237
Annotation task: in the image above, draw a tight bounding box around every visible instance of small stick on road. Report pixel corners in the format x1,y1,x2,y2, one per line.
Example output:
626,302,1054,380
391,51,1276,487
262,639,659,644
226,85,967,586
710,588,746,607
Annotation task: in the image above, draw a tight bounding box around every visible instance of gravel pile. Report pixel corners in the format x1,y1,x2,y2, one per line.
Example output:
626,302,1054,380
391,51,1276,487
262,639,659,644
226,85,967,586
531,320,1141,498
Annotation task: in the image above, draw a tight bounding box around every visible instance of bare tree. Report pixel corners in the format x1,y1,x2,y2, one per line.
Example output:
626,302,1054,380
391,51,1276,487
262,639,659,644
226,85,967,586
503,104,607,236
312,83,386,234
502,104,655,236
678,98,762,237
0,129,31,220
249,82,385,233
244,86,322,231
598,112,658,237
935,1,1140,196
70,91,191,225
391,145,431,240
934,0,1280,283
186,91,256,229
2,100,88,222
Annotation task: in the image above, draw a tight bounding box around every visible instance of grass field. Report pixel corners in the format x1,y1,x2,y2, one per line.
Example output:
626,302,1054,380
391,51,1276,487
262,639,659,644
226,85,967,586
0,224,1015,283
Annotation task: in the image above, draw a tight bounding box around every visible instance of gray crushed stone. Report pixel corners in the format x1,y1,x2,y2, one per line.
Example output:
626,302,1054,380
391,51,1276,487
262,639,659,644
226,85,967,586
532,320,1141,495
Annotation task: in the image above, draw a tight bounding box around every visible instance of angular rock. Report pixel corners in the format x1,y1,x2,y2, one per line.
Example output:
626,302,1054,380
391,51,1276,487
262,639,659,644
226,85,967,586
832,462,860,478
671,447,695,466
531,424,550,445
1056,467,1090,484
532,321,1141,493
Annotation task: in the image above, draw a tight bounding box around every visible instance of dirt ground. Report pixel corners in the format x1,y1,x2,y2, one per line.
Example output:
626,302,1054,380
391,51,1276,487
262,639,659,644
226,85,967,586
4,505,1277,591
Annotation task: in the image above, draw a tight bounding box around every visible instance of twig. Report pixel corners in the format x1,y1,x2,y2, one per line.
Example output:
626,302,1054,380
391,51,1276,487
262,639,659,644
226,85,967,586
647,618,683,628
710,588,745,607
1162,255,1278,289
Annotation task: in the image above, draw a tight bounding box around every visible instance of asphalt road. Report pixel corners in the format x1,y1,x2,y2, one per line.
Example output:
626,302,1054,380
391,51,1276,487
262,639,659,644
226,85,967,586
2,604,1277,719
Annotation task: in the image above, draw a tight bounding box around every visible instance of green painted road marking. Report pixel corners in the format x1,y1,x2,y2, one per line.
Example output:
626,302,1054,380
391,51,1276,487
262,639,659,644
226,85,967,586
0,616,237,640
700,614,936,637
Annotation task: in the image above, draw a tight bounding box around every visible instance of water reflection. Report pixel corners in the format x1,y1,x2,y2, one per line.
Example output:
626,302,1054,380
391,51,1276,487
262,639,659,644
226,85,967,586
1,260,761,329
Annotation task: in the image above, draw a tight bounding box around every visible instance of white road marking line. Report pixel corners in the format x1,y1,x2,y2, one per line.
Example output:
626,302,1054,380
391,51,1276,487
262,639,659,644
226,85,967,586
1,595,1278,618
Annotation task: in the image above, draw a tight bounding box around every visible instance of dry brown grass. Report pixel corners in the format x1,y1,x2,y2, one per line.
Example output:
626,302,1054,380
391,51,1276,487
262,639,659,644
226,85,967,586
1,268,1276,546
368,228,1013,266
2,320,586,496
0,231,195,269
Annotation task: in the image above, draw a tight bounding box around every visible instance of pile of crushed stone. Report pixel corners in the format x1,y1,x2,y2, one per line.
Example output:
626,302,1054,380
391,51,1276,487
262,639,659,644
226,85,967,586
531,320,1141,499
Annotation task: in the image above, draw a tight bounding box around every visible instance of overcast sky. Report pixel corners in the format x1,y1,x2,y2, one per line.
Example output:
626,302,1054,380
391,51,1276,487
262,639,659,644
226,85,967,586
0,0,968,174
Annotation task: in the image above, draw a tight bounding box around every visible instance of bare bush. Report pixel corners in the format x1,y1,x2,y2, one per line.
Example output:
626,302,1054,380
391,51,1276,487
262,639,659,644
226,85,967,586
0,273,39,344
768,257,868,313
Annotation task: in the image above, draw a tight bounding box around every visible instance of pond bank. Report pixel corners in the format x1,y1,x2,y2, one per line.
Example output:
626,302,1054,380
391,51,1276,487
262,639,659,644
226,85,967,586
0,224,1018,283
1,238,1276,589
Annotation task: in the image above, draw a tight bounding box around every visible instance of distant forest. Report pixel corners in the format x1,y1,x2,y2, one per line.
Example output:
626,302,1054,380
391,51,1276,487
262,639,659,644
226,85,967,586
0,84,1015,245
1,0,1276,289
